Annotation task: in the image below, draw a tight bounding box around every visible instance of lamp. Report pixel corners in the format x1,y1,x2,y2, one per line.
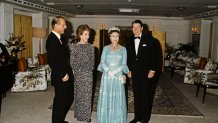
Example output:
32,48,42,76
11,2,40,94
149,25,159,32
32,27,47,54
191,26,199,33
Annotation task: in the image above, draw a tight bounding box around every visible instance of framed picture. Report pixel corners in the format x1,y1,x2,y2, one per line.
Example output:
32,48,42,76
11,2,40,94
192,34,200,45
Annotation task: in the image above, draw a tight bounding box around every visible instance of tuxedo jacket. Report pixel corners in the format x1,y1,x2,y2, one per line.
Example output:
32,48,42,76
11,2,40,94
46,32,73,86
126,34,159,75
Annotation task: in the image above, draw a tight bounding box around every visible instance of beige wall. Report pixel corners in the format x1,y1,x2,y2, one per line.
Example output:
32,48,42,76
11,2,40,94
2,2,218,61
69,15,191,47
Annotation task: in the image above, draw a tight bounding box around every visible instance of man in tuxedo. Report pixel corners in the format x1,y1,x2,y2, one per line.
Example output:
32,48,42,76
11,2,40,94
46,16,74,123
126,20,162,123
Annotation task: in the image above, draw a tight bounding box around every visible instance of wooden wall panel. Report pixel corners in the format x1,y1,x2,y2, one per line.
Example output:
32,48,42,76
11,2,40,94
152,32,166,71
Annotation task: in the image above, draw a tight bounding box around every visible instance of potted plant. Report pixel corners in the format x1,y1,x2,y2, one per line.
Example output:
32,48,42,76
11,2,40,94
177,43,197,56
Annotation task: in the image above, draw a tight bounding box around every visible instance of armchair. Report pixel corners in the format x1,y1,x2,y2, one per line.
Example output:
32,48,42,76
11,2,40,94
195,73,218,103
184,60,218,103
184,57,211,84
11,54,51,92
11,67,47,92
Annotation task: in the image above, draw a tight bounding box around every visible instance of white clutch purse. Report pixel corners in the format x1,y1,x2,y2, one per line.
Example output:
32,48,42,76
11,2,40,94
119,75,126,84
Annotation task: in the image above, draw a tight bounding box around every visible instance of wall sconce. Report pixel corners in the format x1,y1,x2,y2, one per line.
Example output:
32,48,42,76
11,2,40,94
191,26,199,33
98,24,107,30
149,25,159,32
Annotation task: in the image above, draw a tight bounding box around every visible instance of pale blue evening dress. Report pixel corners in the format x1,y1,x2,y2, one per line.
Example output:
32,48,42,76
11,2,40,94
97,45,129,123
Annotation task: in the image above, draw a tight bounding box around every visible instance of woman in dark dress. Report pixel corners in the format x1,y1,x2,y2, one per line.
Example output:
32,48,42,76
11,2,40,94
70,24,95,122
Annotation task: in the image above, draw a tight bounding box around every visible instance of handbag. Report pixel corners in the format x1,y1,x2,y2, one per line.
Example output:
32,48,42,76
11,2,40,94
119,75,126,84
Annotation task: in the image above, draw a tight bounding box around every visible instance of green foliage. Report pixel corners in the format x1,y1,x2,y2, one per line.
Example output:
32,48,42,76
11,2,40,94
178,43,197,55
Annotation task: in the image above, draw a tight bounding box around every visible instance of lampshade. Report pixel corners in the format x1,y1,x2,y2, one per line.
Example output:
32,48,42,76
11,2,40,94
32,27,47,38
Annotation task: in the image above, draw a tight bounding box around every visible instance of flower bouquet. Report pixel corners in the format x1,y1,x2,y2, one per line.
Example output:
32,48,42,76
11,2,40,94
5,33,25,56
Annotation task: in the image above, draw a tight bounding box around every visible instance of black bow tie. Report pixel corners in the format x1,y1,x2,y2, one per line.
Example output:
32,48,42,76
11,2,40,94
134,37,140,39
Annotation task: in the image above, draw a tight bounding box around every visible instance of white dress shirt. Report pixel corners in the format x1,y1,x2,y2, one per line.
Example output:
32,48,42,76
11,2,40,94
134,34,141,55
52,30,62,44
135,38,140,55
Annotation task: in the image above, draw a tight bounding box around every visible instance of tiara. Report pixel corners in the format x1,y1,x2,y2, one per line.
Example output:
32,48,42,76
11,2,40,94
108,27,120,33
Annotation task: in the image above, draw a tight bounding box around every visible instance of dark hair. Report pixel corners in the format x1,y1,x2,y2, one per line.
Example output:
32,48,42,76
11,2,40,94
51,16,65,28
76,24,90,41
132,20,143,27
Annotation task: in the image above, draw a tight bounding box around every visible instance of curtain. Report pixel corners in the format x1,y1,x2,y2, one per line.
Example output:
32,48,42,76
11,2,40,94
14,14,32,59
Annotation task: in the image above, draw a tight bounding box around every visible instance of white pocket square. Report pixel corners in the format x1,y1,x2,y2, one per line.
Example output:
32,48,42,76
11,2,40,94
142,44,147,46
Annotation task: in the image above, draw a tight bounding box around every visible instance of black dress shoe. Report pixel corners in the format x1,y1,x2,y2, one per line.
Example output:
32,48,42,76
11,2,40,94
63,121,69,123
129,119,142,123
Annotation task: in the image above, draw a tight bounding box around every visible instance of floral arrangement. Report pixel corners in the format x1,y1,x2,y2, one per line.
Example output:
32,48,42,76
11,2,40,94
5,33,25,53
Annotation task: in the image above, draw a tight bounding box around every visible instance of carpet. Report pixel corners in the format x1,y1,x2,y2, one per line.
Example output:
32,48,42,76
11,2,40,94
49,70,203,116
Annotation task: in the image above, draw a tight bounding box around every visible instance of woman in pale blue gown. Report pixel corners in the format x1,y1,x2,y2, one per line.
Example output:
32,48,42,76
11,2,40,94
97,27,129,123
